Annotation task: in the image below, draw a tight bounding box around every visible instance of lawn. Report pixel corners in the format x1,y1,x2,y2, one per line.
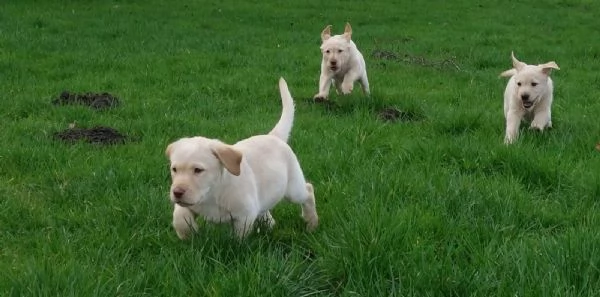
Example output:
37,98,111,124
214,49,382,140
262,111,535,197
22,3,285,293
1,0,600,296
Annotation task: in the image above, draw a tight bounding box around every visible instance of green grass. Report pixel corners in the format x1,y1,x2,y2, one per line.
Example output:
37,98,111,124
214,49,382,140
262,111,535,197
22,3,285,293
2,0,600,296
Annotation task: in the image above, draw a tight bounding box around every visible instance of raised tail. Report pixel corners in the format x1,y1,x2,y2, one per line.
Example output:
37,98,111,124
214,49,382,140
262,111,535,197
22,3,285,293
268,77,295,143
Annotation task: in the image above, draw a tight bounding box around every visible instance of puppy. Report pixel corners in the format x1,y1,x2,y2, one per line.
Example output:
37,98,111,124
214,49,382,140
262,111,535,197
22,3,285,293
500,51,560,144
313,23,370,101
165,78,318,240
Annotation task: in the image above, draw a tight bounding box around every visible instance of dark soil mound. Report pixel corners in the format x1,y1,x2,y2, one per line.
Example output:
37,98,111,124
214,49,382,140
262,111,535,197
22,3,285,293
378,107,424,123
54,126,127,145
52,91,120,110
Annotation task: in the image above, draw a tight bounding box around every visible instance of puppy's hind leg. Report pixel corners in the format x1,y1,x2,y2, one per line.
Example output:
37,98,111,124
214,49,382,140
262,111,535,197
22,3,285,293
359,73,370,96
286,171,319,231
301,183,319,231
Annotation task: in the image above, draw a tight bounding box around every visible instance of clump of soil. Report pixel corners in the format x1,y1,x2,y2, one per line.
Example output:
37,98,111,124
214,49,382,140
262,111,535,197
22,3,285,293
371,49,461,71
52,91,120,110
371,49,398,60
54,126,127,145
378,107,424,122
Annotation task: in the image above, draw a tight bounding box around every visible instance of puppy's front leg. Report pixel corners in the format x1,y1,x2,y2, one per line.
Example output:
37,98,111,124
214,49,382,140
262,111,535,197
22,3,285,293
173,205,198,240
232,215,256,239
530,109,551,131
341,71,360,95
504,112,522,145
314,72,333,101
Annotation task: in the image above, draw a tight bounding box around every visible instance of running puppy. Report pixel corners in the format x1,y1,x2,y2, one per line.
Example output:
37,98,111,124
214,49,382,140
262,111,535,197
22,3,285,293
313,23,370,101
500,51,560,144
165,78,318,239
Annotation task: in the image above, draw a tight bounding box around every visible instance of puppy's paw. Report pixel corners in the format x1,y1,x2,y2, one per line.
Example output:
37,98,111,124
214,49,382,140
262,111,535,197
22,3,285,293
305,216,319,232
341,83,353,95
504,136,515,145
313,94,328,102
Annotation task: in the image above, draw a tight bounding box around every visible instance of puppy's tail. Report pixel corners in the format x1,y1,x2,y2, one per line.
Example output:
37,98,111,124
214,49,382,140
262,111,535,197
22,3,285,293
500,68,517,78
269,77,295,143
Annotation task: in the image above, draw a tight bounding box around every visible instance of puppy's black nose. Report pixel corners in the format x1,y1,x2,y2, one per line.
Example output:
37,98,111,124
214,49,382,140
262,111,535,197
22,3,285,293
173,188,185,199
521,94,530,101
330,61,337,66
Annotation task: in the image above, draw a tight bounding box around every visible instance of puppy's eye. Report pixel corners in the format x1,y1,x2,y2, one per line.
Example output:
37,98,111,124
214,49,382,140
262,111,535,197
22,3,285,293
338,49,343,53
171,167,177,173
531,82,538,87
517,82,522,86
325,50,330,54
194,168,204,174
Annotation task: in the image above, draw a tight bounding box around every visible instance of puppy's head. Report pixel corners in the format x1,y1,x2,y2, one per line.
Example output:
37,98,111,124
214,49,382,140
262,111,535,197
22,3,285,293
320,23,353,73
165,137,242,206
500,51,560,109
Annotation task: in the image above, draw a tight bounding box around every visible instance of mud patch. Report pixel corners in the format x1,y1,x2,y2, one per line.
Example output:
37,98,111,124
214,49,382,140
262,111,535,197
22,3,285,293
54,126,128,145
371,50,398,60
52,91,120,110
371,49,461,71
310,97,340,110
378,107,424,123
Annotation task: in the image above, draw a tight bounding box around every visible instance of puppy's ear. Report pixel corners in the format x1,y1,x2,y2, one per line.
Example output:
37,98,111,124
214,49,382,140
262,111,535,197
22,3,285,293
500,68,517,78
511,51,526,71
343,22,352,41
165,143,174,158
212,144,242,176
321,25,332,41
539,61,560,75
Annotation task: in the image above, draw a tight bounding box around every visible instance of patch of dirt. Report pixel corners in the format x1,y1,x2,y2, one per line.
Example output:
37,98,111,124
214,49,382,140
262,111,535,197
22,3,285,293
310,97,340,109
54,126,128,145
52,91,120,110
378,107,424,123
371,49,461,71
371,49,398,60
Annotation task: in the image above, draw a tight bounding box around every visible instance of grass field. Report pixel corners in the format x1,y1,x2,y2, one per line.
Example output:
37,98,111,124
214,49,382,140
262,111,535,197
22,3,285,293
2,0,600,296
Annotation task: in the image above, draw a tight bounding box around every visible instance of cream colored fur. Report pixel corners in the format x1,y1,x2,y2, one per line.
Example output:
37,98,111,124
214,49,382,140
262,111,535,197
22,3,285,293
313,23,370,101
165,78,318,239
500,51,560,144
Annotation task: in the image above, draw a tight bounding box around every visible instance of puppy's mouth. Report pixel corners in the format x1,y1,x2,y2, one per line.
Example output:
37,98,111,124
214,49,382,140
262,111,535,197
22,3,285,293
330,65,339,71
522,101,534,109
175,201,195,207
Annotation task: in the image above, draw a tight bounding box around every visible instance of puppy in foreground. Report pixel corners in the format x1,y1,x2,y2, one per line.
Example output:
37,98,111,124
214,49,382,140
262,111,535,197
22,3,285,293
313,22,370,101
165,78,318,240
500,51,560,144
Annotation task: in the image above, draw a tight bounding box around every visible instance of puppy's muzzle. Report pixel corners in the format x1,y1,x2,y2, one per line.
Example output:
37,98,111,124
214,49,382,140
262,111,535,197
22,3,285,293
329,60,338,71
172,186,186,199
521,94,533,109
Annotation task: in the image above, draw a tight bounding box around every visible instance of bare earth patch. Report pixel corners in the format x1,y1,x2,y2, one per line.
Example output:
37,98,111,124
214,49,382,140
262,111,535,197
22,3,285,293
378,107,424,123
371,49,461,71
52,91,120,110
54,126,128,145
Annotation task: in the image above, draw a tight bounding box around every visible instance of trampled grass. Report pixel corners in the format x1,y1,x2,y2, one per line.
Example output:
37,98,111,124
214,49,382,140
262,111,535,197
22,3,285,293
1,0,600,296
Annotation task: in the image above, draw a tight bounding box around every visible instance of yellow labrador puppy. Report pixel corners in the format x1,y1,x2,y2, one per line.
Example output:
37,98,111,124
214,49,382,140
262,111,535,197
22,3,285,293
166,78,318,239
313,23,370,101
500,52,560,144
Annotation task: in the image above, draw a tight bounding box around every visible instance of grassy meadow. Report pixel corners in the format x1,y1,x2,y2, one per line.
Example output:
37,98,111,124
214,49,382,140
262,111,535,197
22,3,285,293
2,0,600,296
